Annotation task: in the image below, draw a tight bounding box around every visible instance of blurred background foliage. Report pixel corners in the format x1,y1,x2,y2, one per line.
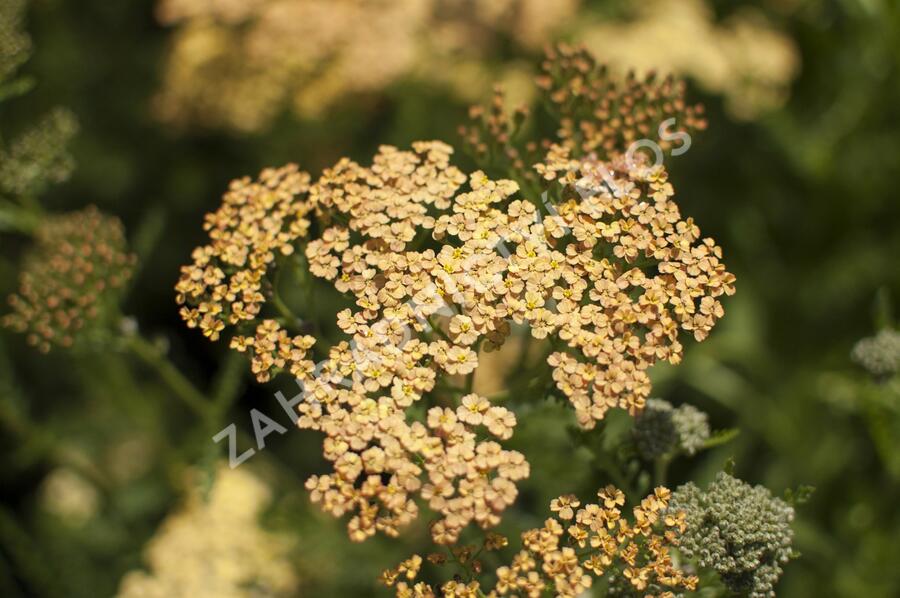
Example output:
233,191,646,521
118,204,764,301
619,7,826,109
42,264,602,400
1,0,899,596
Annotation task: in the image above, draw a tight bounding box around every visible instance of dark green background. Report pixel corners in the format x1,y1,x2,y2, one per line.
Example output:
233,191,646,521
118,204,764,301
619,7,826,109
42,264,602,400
1,0,899,596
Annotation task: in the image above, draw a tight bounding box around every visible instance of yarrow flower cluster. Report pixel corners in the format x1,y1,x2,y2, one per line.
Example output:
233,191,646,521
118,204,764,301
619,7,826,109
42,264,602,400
303,392,527,545
633,398,711,459
381,486,698,597
176,47,734,548
175,164,313,381
670,472,795,598
537,44,707,158
4,207,135,352
300,143,528,544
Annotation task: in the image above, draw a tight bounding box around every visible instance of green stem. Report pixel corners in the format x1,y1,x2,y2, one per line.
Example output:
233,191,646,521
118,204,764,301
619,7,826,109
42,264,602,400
594,451,636,498
293,253,314,311
125,334,210,418
426,315,451,342
653,456,670,487
269,262,305,329
0,505,65,597
209,350,246,416
0,400,111,493
0,199,40,234
271,288,301,326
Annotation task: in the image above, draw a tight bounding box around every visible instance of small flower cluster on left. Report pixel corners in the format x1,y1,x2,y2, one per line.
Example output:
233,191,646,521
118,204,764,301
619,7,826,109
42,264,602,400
175,164,317,382
4,207,135,352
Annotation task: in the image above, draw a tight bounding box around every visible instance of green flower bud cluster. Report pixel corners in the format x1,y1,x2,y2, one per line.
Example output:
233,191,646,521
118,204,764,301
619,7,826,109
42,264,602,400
851,329,900,379
671,402,710,456
0,108,79,198
670,472,795,598
0,0,30,82
633,398,711,459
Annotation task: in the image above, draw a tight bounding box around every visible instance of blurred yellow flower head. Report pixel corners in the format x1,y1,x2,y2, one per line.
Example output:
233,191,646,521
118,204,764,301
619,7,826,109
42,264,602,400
117,465,298,598
579,0,799,119
154,0,580,131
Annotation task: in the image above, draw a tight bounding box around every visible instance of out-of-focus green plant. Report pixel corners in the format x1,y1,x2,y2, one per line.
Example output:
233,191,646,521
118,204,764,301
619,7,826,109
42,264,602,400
1,0,898,596
0,0,77,232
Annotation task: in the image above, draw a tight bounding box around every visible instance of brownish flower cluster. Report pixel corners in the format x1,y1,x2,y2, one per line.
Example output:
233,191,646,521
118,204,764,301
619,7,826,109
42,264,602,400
177,131,733,541
309,141,466,251
300,143,528,544
4,206,135,352
305,146,733,427
174,164,313,382
176,47,731,548
539,44,707,157
533,155,735,425
381,486,698,597
461,44,707,180
302,386,527,544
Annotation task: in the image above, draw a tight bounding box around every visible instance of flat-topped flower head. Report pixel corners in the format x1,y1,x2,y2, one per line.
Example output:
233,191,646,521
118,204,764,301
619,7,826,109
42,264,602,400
177,129,734,544
154,0,578,132
117,464,298,597
174,41,735,557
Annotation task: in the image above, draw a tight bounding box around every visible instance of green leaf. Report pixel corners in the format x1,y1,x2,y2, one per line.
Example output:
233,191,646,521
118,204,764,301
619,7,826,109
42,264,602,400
701,428,740,450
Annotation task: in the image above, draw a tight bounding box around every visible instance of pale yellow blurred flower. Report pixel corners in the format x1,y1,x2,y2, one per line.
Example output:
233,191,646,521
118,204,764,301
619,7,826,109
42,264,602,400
39,468,99,525
155,0,575,131
579,0,799,119
116,465,298,598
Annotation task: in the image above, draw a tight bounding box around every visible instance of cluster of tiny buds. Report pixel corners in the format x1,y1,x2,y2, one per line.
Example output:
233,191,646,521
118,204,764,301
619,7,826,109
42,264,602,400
633,398,711,459
671,472,795,598
381,485,698,597
851,328,900,380
461,43,706,177
537,43,707,158
4,206,135,352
